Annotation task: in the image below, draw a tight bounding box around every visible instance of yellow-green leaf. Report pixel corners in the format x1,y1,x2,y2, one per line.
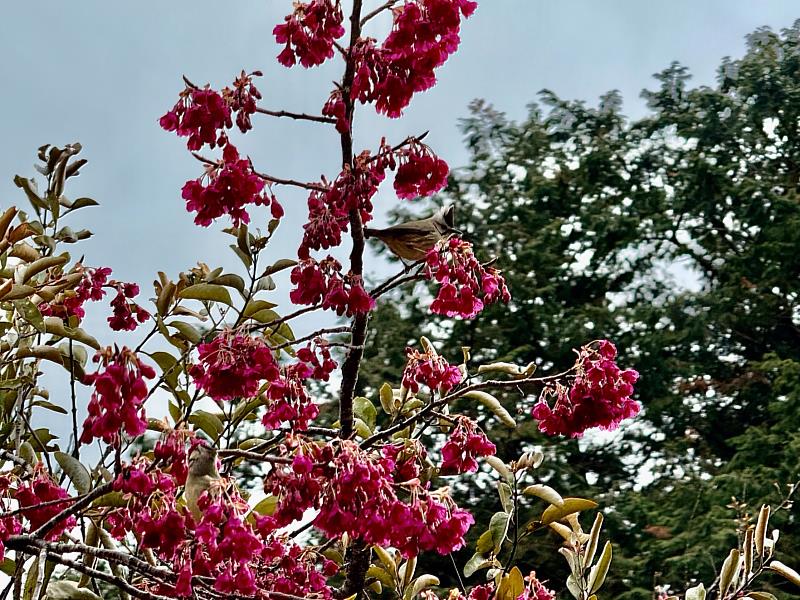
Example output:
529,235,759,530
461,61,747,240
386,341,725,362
179,283,233,306
541,498,598,525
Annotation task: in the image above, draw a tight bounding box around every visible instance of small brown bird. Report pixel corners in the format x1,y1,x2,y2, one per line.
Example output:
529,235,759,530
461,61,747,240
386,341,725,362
184,443,220,520
364,205,460,261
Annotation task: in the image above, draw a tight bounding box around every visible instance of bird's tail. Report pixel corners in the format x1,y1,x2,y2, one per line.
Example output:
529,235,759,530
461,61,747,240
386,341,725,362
363,227,378,239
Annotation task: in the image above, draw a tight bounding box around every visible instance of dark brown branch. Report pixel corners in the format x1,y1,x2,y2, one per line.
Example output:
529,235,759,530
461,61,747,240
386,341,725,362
360,0,401,26
6,538,175,600
255,107,336,124
270,326,351,351
216,449,293,464
190,152,329,192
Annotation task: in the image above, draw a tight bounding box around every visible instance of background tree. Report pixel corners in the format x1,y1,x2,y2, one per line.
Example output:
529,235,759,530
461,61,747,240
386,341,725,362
361,20,800,599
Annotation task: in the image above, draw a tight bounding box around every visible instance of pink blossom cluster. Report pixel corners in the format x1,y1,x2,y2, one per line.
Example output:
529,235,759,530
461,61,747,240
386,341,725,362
0,475,22,561
424,237,511,318
190,330,280,401
160,87,232,150
267,440,474,557
181,145,276,227
224,70,263,133
402,346,463,394
81,347,155,446
439,417,496,475
322,89,349,133
299,148,392,259
394,142,450,199
290,256,374,316
349,0,477,118
274,0,345,68
108,281,150,331
532,340,640,438
261,340,337,430
14,466,76,541
110,437,334,599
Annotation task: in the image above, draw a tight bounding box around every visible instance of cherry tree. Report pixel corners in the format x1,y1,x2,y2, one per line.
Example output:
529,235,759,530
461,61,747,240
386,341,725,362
0,2,798,600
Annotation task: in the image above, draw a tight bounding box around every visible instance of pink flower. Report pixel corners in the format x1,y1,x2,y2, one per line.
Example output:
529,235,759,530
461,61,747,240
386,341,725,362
394,143,449,199
440,417,496,475
181,144,270,227
224,70,263,133
190,330,280,401
402,346,463,394
81,347,155,445
107,282,150,331
273,0,345,68
532,340,640,438
16,466,76,540
289,257,375,316
424,237,510,318
160,87,232,151
350,0,477,117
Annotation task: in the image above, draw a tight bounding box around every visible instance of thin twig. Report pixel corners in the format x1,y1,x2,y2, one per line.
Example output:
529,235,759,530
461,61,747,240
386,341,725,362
255,107,336,124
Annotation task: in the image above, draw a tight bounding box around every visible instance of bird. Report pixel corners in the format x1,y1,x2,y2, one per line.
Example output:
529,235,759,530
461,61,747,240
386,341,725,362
363,204,460,261
184,443,221,520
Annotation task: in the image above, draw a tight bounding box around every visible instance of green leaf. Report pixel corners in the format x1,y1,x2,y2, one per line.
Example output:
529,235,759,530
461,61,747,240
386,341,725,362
14,175,47,211
0,558,15,577
179,283,233,306
379,383,396,416
18,442,38,466
768,561,800,587
685,583,706,600
168,320,203,344
55,451,92,494
587,541,612,593
69,197,100,210
523,484,564,507
463,390,516,428
489,511,511,553
209,273,246,295
464,553,500,578
497,567,525,600
92,491,129,508
541,498,599,525
32,400,68,415
247,495,279,523
189,410,225,439
243,299,278,317
149,351,180,389
354,396,378,429
408,574,439,600
261,258,298,277
13,299,45,332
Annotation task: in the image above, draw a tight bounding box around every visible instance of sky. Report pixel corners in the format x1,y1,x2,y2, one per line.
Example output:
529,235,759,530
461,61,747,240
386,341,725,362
1,2,799,444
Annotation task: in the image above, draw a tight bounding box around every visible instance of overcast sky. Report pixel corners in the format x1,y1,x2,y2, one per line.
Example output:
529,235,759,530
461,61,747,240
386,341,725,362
2,1,799,341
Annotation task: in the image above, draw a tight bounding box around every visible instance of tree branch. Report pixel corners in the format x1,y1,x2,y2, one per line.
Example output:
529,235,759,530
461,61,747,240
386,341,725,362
255,106,337,124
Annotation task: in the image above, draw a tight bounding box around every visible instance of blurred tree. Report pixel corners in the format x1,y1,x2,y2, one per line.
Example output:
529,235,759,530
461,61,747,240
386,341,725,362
359,20,800,598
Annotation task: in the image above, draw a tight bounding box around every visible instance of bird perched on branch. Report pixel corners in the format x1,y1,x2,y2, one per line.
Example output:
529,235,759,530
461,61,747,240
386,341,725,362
364,204,460,261
184,443,220,520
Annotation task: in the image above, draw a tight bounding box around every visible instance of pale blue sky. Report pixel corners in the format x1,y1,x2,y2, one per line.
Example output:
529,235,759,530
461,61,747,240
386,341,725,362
1,1,799,332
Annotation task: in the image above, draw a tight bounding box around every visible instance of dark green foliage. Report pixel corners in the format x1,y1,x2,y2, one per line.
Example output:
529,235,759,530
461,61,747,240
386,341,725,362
359,20,800,597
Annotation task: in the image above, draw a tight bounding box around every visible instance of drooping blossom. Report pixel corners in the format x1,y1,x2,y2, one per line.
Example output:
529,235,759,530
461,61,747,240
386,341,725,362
289,257,375,316
402,345,463,395
322,89,349,133
439,417,496,475
223,70,263,133
15,466,77,540
273,0,345,68
108,282,150,331
160,86,232,151
267,440,474,557
299,146,392,259
189,330,280,401
532,340,640,438
350,0,477,117
181,144,271,227
424,237,511,319
394,143,450,199
81,347,155,445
